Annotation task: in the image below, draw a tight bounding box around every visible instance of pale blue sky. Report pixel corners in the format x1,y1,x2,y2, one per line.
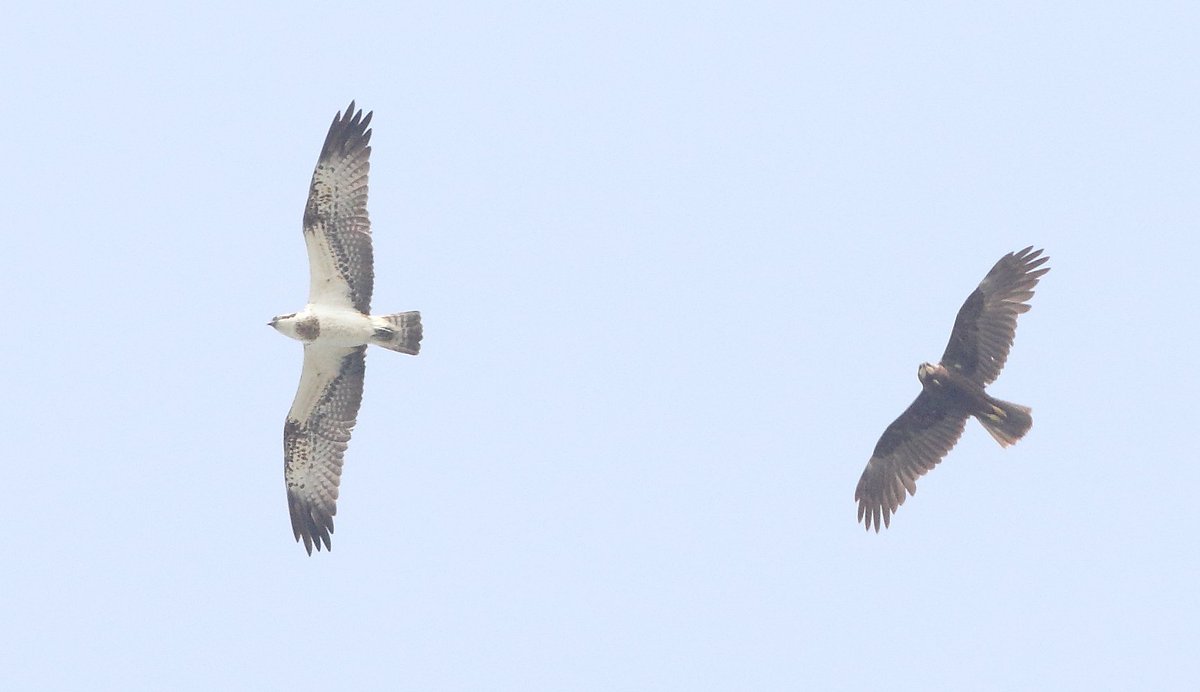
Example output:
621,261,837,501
3,3,1197,690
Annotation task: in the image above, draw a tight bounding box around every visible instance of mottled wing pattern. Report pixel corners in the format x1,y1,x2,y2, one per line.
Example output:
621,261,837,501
303,101,374,313
856,391,968,531
940,247,1050,386
284,345,367,554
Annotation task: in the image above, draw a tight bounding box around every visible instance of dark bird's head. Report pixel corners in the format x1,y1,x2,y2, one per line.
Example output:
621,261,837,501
917,362,946,386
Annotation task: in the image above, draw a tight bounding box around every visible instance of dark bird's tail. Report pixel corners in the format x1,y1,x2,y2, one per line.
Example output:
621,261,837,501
371,311,422,355
977,397,1032,447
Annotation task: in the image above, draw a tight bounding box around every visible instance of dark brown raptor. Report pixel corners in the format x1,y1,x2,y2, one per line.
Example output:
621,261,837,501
855,247,1050,531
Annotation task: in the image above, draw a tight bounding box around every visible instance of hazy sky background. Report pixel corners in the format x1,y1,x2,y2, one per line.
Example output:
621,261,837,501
3,3,1197,690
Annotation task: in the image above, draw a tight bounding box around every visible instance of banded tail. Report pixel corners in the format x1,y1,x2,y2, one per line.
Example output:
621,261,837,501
371,311,422,355
977,397,1032,447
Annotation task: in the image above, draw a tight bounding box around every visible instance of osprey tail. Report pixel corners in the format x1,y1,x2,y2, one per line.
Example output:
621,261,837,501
371,311,422,355
977,396,1032,447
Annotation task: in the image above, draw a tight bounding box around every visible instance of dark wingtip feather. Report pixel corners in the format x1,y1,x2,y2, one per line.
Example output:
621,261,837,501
320,101,373,162
289,491,335,556
856,478,895,533
1012,247,1050,274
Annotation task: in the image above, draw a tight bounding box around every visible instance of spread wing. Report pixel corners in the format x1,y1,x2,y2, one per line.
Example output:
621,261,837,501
855,391,968,531
303,101,374,314
940,246,1050,386
284,345,367,554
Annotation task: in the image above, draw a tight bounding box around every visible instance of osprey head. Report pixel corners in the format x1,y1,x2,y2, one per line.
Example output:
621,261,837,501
269,313,302,340
270,312,320,342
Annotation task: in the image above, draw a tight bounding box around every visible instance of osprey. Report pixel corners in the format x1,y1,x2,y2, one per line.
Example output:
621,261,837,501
270,102,422,554
855,247,1049,531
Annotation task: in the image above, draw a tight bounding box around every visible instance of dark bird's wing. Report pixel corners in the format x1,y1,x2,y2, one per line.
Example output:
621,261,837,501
284,345,367,554
303,101,374,314
939,247,1049,386
855,391,968,531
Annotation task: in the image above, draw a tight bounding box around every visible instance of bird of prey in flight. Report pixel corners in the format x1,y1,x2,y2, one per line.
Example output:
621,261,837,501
855,247,1049,531
269,102,422,554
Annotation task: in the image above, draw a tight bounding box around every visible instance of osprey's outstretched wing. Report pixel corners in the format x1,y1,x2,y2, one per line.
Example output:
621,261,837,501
940,246,1049,386
303,101,374,314
284,345,367,554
